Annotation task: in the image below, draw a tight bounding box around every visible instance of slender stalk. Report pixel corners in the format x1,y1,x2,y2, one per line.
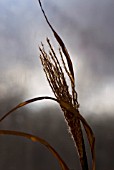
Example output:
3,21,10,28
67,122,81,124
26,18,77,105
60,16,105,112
39,39,89,170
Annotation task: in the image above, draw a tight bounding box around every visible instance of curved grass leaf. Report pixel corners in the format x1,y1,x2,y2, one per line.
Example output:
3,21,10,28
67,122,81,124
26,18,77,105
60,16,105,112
0,97,95,170
0,96,57,122
0,130,69,170
38,0,74,80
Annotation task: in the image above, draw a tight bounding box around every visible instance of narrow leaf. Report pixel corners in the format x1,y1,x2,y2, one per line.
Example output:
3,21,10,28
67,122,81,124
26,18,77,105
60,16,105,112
0,130,69,170
78,114,95,170
0,96,57,122
38,0,74,79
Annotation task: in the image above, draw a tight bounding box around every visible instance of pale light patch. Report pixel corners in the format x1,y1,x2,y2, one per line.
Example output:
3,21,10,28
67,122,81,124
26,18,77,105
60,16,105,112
0,65,55,111
83,82,114,114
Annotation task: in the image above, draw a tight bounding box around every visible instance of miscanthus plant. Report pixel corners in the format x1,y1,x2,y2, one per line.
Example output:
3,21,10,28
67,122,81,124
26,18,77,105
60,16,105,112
0,1,95,170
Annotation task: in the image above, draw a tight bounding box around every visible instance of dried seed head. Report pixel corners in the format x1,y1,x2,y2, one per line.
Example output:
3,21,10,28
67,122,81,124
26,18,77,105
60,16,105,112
39,38,79,109
40,39,69,101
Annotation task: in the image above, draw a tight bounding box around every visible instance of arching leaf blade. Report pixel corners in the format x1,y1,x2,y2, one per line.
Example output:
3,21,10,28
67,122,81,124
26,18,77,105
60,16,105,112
0,130,69,170
0,96,57,122
38,0,74,80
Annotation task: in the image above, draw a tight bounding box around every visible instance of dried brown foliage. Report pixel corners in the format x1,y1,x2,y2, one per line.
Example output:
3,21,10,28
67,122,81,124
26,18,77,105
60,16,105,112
39,1,95,170
0,130,69,170
0,1,96,170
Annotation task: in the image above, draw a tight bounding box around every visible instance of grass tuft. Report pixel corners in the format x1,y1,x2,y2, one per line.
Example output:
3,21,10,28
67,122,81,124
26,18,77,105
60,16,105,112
0,1,96,170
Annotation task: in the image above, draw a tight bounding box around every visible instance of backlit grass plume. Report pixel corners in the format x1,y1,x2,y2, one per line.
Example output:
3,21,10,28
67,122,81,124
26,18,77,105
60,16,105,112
0,1,95,170
39,1,95,170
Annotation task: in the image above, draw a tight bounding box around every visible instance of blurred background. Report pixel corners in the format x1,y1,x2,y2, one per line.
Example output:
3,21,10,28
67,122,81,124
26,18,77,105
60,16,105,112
0,0,114,169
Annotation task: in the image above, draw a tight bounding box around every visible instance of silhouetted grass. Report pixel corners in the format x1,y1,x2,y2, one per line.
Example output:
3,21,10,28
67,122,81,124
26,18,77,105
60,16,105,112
0,1,95,170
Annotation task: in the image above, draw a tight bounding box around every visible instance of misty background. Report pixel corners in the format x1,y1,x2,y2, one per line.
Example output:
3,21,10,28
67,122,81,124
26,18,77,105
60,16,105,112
0,0,114,169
